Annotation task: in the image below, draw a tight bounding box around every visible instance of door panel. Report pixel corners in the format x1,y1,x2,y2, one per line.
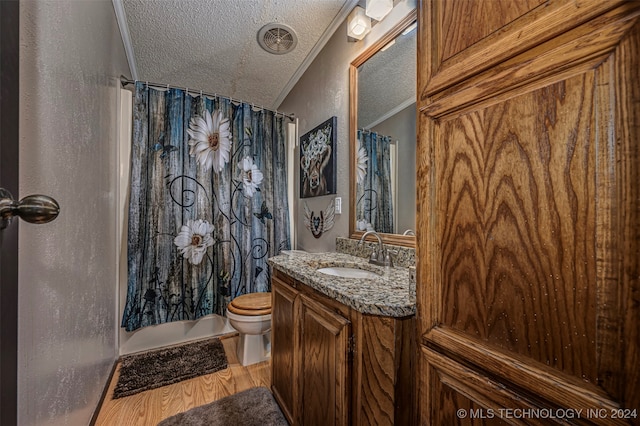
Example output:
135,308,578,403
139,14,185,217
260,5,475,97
420,0,636,101
299,293,350,426
437,72,598,377
422,346,554,426
270,276,299,424
417,0,640,423
438,0,544,62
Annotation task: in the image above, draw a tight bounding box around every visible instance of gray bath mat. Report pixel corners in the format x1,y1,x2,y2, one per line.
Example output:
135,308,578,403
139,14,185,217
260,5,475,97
113,337,228,399
157,387,287,426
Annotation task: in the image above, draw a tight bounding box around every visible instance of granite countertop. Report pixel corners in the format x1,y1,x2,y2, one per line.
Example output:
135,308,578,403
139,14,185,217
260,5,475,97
268,251,415,317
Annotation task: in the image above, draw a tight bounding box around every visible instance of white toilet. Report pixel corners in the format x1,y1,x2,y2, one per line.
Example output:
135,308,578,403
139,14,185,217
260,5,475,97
226,292,272,366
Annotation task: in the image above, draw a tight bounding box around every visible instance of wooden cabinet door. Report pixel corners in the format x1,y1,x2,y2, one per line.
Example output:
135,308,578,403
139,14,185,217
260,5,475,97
417,1,640,424
271,276,299,425
298,293,351,426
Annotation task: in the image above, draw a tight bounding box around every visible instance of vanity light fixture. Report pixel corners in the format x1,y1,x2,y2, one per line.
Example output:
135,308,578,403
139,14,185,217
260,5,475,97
365,0,393,22
347,6,371,40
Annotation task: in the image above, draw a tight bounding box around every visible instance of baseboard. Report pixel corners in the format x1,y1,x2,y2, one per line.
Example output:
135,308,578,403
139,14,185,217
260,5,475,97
89,359,118,426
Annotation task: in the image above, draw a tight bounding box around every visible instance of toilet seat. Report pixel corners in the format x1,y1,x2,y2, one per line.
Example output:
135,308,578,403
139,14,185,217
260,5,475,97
227,292,271,316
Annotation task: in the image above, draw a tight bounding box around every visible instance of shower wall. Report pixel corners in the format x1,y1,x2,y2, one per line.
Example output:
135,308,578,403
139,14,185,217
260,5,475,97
18,1,130,424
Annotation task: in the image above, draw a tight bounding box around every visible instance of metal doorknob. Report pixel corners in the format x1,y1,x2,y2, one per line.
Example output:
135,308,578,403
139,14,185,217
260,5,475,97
0,188,60,229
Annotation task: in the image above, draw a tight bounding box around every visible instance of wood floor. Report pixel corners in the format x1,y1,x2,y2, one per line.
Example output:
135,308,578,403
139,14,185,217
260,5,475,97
94,334,271,426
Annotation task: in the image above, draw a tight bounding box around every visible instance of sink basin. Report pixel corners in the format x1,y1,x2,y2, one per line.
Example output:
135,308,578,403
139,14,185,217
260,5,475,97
317,267,380,279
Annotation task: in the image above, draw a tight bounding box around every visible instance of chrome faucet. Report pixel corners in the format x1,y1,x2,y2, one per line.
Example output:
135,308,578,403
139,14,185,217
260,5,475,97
358,230,394,267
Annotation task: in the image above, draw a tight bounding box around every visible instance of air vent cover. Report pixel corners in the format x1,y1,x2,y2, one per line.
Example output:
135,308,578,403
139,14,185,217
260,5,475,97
258,23,298,55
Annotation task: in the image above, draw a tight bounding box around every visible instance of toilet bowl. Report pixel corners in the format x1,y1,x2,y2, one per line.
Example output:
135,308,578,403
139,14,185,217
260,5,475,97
226,292,272,366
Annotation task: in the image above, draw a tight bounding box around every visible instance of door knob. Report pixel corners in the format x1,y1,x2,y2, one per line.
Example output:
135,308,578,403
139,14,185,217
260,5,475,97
0,188,60,229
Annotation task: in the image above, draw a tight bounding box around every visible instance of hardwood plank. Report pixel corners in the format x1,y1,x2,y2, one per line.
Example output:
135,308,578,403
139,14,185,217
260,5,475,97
94,335,271,426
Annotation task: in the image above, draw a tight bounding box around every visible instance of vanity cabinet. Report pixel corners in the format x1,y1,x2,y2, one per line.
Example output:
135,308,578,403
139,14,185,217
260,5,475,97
271,269,415,426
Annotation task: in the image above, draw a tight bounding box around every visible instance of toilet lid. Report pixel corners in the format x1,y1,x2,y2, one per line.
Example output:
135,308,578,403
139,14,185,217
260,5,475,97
228,292,271,316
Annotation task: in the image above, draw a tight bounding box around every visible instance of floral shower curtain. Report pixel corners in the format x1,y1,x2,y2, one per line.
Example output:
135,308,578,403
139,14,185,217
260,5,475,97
355,130,394,234
122,83,290,332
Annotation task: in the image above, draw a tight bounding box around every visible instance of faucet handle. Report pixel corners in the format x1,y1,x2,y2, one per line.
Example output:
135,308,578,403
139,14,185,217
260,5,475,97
383,249,396,267
369,248,379,263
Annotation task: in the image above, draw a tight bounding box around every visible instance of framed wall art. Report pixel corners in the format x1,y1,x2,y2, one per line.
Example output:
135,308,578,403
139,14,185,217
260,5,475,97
299,116,337,198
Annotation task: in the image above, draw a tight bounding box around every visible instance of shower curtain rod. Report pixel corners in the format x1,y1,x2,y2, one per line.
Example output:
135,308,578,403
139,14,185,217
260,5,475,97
119,76,295,120
358,127,394,141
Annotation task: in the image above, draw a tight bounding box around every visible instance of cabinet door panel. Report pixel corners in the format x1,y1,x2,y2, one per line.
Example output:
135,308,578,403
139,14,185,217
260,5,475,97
271,277,299,424
299,294,350,426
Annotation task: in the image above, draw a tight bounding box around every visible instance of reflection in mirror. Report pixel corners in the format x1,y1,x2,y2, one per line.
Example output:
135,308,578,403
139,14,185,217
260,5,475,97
349,12,417,247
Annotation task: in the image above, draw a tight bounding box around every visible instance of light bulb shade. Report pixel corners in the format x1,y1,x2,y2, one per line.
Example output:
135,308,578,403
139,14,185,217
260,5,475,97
347,6,371,40
366,0,393,21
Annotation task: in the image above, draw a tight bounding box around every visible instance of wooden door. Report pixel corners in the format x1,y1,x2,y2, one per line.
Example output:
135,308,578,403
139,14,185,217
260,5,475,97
0,1,20,424
299,293,350,426
271,275,300,424
417,1,639,425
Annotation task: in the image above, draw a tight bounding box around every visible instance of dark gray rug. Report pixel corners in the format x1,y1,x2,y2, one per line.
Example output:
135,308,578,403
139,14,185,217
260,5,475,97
113,337,228,399
158,387,288,426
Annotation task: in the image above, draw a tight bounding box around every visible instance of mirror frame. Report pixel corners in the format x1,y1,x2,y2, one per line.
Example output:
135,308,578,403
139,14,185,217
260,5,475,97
349,9,417,248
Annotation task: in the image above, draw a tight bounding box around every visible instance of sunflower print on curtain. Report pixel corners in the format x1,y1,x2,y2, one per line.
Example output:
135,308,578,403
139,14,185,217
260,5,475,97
354,130,394,234
122,83,291,332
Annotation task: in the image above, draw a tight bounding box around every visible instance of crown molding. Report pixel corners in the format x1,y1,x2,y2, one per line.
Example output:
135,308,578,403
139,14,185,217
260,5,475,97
112,0,138,80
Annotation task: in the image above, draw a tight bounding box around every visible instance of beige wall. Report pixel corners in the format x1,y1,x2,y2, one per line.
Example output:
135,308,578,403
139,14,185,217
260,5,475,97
278,0,416,252
372,103,417,234
18,1,130,424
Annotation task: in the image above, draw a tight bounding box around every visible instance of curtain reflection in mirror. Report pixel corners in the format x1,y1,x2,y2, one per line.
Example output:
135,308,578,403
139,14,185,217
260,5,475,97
355,129,394,234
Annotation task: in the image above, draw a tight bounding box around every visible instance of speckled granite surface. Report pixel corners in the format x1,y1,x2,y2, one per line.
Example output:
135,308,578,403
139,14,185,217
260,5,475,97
268,251,415,317
335,237,416,268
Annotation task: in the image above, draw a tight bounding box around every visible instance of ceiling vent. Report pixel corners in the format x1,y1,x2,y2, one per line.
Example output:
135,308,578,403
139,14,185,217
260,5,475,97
258,23,298,55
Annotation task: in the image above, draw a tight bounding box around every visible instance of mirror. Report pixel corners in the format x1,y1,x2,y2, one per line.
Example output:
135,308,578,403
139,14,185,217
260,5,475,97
349,11,417,247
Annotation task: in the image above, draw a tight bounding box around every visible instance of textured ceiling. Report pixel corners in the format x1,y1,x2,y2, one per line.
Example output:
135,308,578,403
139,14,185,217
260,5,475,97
357,25,416,128
122,0,355,109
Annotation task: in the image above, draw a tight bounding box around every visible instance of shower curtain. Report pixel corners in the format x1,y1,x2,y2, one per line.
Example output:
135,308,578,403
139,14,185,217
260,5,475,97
355,130,394,234
122,83,290,332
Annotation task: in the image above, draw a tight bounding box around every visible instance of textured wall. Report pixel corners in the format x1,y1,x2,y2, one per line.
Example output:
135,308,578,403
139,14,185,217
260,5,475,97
18,1,130,424
278,0,416,252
